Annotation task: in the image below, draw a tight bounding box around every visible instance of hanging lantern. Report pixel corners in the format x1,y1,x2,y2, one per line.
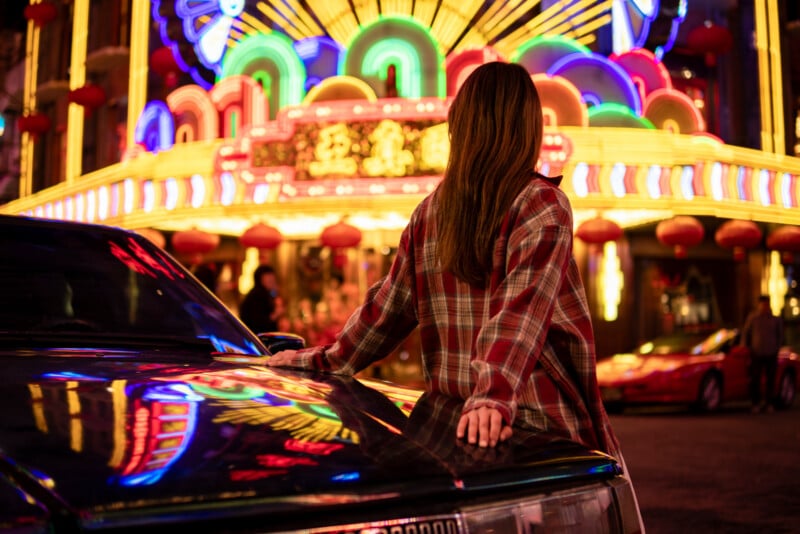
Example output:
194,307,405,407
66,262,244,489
150,46,181,88
714,220,762,262
68,83,107,115
320,220,362,248
240,222,283,250
24,2,57,26
656,216,705,259
686,21,733,67
135,228,166,249
17,112,51,140
766,225,800,264
576,217,623,248
171,228,219,264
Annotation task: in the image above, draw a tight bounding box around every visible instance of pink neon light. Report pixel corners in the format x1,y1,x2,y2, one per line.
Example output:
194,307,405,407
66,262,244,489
659,166,672,197
609,48,671,100
167,85,220,141
624,165,638,194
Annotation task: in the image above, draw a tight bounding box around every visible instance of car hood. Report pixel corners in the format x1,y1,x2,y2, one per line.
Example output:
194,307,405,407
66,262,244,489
0,349,617,528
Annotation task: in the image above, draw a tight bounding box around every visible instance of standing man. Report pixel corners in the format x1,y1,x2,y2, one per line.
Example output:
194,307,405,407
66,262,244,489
239,265,284,335
741,295,784,413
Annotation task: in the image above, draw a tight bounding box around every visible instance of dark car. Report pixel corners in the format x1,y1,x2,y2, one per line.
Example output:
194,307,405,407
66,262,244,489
0,214,642,533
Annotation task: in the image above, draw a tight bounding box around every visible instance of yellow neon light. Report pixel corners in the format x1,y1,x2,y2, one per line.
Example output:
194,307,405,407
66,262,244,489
753,1,773,153
108,380,128,468
302,75,379,104
599,241,623,321
129,1,150,154
764,250,787,316
20,13,39,198
28,384,47,433
765,0,785,155
66,0,90,183
67,381,83,453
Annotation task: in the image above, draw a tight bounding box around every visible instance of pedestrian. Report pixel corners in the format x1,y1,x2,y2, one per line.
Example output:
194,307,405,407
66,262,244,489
266,62,621,459
239,264,284,335
741,294,784,413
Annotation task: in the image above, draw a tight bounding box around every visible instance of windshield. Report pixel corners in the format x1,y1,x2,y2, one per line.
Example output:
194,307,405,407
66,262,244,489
0,219,265,355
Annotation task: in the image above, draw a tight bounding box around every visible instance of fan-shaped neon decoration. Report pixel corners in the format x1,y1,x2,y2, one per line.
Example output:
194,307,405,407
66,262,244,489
609,47,671,103
344,17,445,99
531,74,588,127
512,35,591,75
220,33,306,117
644,88,705,134
612,0,658,54
548,53,642,114
177,0,245,72
303,76,378,104
588,103,655,129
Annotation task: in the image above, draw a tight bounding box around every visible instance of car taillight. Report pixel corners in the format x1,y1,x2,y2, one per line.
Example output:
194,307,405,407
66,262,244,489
460,479,642,534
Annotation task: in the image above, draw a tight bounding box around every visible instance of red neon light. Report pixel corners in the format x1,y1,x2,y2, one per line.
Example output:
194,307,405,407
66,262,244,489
230,469,289,481
257,454,318,468
284,439,344,455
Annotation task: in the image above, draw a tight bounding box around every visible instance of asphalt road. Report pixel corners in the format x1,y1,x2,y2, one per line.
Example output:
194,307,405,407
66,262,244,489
610,401,800,534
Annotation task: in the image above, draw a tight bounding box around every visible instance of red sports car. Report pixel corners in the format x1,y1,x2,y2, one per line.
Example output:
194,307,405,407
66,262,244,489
596,328,799,413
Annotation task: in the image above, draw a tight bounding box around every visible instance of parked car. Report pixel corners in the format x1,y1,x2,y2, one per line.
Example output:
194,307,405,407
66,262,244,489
597,327,799,413
0,214,642,533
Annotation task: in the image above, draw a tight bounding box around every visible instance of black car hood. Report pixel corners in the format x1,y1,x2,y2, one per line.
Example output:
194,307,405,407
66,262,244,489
0,348,617,528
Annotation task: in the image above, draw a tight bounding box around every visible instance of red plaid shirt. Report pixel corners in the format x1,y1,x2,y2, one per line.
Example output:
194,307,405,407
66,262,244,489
287,177,620,459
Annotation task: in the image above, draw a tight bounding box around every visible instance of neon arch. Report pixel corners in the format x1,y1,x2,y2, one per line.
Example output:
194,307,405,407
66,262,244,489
134,101,175,153
220,32,306,118
548,52,642,115
444,47,504,96
210,75,269,137
293,37,345,92
166,84,220,142
344,16,444,98
512,35,591,75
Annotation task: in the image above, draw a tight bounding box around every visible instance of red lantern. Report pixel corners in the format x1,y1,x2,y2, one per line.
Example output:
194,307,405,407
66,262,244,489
766,225,800,264
17,112,51,140
24,2,57,26
135,228,166,249
320,220,362,248
171,228,219,264
576,217,623,246
150,46,181,88
714,220,762,262
240,222,283,250
656,216,705,259
686,21,733,67
68,84,107,115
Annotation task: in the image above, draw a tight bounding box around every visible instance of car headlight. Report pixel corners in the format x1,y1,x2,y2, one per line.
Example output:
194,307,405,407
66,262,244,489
461,479,641,534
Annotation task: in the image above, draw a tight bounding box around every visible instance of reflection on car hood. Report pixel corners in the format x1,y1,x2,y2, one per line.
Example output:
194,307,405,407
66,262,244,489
0,349,617,526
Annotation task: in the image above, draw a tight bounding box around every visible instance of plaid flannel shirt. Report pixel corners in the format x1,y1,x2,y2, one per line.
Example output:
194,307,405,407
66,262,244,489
286,177,621,459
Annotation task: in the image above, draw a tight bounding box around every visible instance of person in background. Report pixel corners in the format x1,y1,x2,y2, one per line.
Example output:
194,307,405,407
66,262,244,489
741,294,784,413
239,265,284,335
266,62,621,460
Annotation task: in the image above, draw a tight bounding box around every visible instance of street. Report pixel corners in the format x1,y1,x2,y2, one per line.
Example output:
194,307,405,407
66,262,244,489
610,402,800,533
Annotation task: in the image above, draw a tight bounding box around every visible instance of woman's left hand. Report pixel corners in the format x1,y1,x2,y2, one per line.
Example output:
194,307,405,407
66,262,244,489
266,349,297,367
456,406,513,447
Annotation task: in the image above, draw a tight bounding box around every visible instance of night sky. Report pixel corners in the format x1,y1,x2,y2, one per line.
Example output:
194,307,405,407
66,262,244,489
0,0,27,32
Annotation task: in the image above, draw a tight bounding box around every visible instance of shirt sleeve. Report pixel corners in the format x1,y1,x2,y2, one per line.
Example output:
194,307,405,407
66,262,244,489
280,221,420,374
463,183,574,424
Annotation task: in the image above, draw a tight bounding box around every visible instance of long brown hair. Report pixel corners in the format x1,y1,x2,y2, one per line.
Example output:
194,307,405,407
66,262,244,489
435,62,544,286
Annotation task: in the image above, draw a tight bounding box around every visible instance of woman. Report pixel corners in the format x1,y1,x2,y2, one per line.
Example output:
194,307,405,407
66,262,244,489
267,62,620,459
